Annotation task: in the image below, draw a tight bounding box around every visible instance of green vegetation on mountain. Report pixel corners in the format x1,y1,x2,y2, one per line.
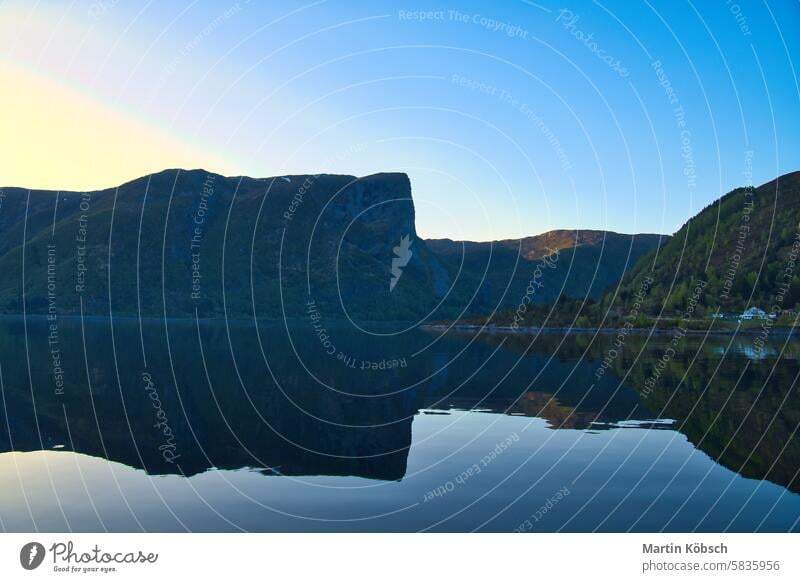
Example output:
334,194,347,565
611,170,800,317
478,171,800,329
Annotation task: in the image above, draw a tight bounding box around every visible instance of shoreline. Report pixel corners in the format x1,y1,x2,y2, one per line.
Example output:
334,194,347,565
422,323,800,337
0,313,418,326
3,314,797,337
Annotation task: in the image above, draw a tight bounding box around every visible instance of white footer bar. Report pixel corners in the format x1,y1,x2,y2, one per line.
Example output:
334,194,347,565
0,533,796,580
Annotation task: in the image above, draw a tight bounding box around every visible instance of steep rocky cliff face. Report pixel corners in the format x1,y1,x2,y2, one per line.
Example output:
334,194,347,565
0,170,456,323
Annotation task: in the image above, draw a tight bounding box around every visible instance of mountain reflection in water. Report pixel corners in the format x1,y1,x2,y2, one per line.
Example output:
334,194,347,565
0,317,798,531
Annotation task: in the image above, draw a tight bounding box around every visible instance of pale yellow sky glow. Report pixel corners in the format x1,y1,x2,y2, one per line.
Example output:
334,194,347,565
0,63,232,191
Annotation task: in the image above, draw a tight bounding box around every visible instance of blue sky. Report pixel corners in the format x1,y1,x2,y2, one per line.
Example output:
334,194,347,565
1,0,798,240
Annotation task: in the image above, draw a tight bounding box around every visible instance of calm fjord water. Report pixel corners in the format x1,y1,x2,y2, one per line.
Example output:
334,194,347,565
0,316,798,532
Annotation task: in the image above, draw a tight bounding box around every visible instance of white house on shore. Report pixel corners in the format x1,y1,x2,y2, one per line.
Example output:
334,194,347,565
739,307,775,321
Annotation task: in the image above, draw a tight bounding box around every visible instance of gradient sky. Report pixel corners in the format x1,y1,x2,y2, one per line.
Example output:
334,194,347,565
1,0,798,241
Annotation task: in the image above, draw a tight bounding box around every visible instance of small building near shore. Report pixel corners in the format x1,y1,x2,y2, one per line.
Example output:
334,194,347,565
739,307,774,321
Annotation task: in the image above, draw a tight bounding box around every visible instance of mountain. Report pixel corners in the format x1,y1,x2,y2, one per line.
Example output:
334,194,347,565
427,230,665,313
0,169,463,323
0,169,658,322
610,171,800,317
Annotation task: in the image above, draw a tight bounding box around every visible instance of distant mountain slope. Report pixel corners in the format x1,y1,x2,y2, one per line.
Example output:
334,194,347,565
427,230,665,313
611,171,800,316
